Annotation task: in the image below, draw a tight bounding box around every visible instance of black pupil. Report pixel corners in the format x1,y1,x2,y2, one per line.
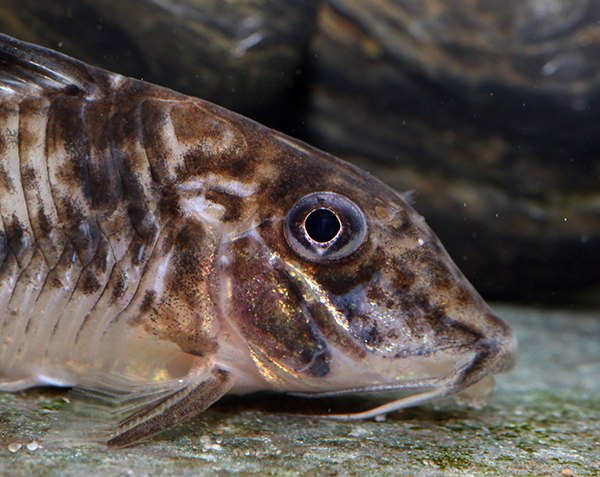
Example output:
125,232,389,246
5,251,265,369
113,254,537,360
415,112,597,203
305,208,340,243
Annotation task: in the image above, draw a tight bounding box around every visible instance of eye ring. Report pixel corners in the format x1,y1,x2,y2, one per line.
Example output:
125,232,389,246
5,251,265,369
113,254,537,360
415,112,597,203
284,192,367,262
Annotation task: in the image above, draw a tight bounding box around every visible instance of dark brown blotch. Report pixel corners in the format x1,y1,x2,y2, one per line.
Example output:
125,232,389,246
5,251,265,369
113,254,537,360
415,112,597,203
5,214,29,262
48,97,93,200
36,208,53,236
61,84,85,97
173,221,205,252
267,160,328,205
140,100,173,184
0,122,6,156
110,108,142,148
59,198,86,225
140,290,157,314
165,222,208,309
0,230,7,267
110,271,127,304
315,245,384,296
221,157,252,178
50,275,63,289
397,293,434,339
158,184,182,223
20,166,37,191
180,148,256,183
205,190,243,222
92,239,111,275
391,258,416,294
347,313,383,348
445,320,484,346
366,286,386,303
86,100,125,213
0,162,15,193
304,349,331,377
78,269,102,295
398,292,481,347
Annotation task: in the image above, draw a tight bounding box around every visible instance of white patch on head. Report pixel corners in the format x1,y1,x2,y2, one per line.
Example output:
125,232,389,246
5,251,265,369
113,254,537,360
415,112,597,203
178,174,259,225
178,174,258,198
181,194,227,224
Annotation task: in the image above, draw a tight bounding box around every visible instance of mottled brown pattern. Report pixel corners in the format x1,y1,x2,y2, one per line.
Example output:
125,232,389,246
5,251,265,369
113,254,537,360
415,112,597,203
140,100,176,185
311,245,386,297
85,100,124,214
136,220,219,357
390,258,416,294
0,34,515,446
47,97,92,200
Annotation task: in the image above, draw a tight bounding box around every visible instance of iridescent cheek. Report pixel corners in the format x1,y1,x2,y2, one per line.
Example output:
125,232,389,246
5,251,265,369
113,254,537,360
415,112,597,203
218,233,331,381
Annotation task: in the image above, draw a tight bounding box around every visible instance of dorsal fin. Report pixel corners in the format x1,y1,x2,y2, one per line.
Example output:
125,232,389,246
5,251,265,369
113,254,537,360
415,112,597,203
0,34,118,100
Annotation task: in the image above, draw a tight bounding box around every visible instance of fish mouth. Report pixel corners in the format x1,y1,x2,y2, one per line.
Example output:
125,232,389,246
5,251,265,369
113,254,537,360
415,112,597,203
289,331,515,420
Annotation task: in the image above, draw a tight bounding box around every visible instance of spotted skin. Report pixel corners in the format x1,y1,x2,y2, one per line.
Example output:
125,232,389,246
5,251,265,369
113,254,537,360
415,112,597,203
0,34,515,446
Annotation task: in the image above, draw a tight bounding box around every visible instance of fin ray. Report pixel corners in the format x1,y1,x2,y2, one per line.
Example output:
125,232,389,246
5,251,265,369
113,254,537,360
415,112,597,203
43,366,233,448
0,33,106,98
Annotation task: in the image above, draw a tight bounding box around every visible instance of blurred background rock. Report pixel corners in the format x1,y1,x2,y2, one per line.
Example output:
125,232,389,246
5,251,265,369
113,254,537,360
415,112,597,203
1,0,600,302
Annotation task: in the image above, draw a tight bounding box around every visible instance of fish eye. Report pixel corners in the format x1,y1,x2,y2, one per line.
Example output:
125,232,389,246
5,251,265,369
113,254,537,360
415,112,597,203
305,208,340,243
285,192,367,261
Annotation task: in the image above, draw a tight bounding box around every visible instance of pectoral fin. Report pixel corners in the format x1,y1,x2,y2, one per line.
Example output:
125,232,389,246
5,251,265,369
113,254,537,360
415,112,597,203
108,367,232,447
44,365,233,448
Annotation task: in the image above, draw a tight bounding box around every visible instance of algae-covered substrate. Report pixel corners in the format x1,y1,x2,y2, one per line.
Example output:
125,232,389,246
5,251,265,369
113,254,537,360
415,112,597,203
1,305,599,477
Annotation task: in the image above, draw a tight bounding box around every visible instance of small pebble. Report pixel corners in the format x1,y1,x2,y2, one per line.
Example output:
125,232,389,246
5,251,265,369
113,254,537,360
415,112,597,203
374,414,387,422
26,441,39,451
561,469,574,476
349,429,362,437
8,443,22,453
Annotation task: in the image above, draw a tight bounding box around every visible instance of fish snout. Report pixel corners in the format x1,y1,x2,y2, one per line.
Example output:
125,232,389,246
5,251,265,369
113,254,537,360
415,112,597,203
482,311,518,375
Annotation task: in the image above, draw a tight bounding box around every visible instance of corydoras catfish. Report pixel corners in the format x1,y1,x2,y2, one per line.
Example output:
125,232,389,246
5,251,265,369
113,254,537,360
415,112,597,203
0,34,516,447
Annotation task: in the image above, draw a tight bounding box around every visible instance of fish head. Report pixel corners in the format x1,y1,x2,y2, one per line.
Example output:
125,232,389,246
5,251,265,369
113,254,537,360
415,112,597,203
215,124,516,407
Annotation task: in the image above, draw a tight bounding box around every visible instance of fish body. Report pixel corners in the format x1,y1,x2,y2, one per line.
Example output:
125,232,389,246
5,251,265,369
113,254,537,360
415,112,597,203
0,34,515,446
